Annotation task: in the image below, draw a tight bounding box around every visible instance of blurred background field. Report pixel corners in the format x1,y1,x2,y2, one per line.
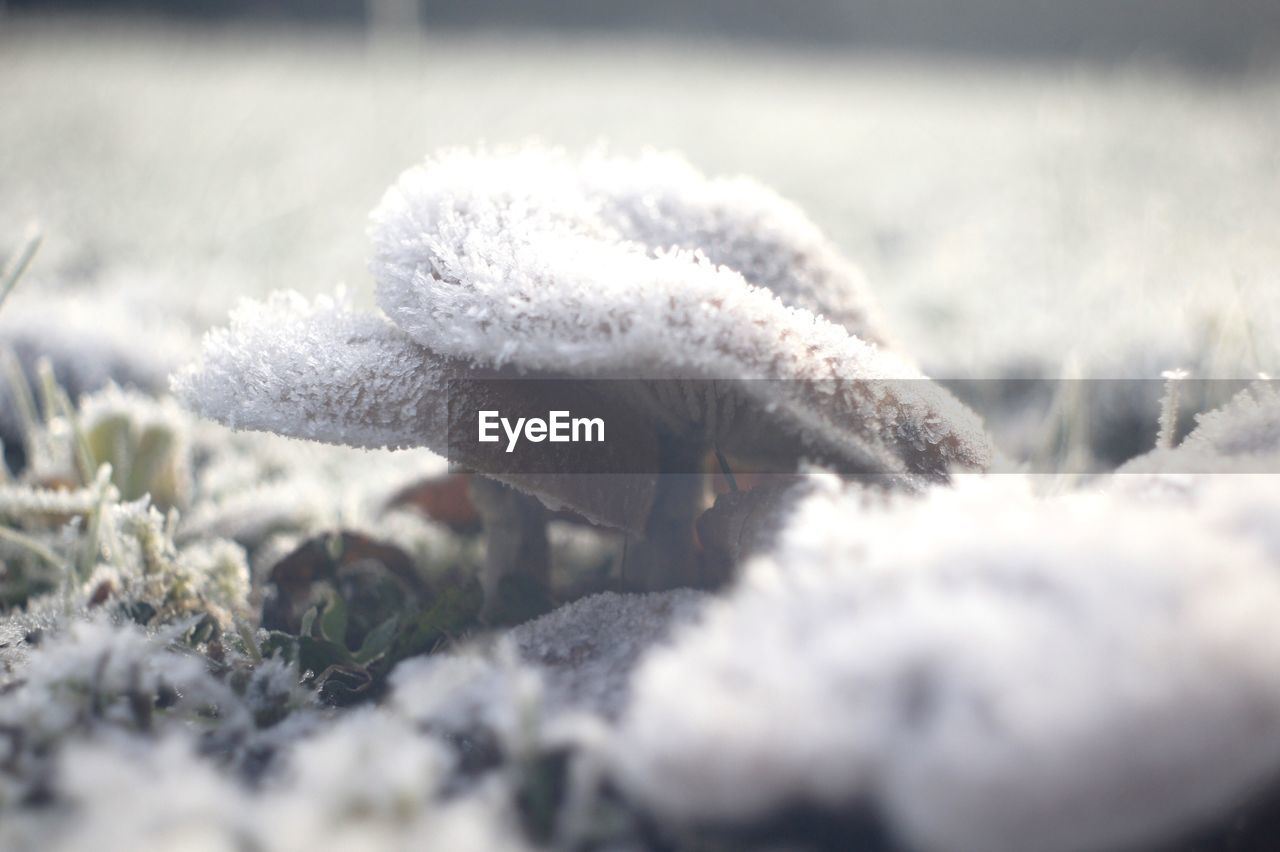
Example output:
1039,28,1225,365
2,3,1279,389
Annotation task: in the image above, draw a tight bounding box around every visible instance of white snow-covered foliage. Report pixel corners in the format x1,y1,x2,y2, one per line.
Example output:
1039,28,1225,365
0,616,320,815
0,618,235,741
257,710,531,852
0,290,194,450
0,371,465,633
611,476,1280,852
0,714,530,852
0,448,252,626
1123,380,1280,474
0,734,250,852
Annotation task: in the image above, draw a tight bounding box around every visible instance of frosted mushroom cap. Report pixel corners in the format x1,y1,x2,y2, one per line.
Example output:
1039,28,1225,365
370,146,887,344
370,150,991,477
176,147,992,535
171,292,657,533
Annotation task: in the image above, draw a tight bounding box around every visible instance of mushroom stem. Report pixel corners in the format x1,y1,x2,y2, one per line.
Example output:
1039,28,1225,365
623,433,707,591
469,476,551,622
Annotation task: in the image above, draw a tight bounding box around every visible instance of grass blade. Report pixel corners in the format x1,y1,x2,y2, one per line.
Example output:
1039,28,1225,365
0,228,42,312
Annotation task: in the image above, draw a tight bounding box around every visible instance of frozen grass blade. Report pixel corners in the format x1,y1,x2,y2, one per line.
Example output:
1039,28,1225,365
1,346,40,455
1158,368,1189,450
76,464,115,582
0,228,41,313
0,523,64,571
35,357,96,484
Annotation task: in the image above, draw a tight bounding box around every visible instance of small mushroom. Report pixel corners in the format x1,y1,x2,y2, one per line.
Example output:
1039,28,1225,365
371,148,990,578
176,149,992,610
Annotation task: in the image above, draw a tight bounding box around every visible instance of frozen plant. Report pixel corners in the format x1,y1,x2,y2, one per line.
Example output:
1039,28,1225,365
610,476,1280,852
0,733,249,852
0,618,243,808
78,386,192,511
0,381,251,625
1,291,195,470
1122,377,1280,474
176,147,991,607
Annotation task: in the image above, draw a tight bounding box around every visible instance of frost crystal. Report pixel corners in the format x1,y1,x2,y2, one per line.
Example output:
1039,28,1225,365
173,290,448,452
187,148,989,478
509,589,708,717
1124,380,1280,474
1,290,194,453
373,146,888,342
176,147,992,545
371,148,990,475
612,477,1280,852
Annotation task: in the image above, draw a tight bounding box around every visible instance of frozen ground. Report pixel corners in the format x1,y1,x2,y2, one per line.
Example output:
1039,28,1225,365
4,17,1280,852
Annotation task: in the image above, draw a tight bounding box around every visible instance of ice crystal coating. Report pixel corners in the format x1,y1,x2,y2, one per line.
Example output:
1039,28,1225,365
1,291,194,452
369,148,990,476
177,147,992,543
1,713,530,852
1124,380,1280,474
611,477,1280,852
174,290,445,452
173,292,655,532
372,146,887,342
510,589,708,717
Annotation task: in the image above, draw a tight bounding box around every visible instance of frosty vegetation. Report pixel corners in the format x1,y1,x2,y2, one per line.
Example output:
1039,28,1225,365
3,142,1280,852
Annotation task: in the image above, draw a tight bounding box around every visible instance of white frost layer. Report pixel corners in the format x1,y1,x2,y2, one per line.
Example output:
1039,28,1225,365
612,476,1280,852
372,149,898,382
1124,380,1280,474
371,146,886,343
173,290,449,452
369,148,991,475
2,723,530,852
0,621,528,852
178,148,993,483
510,589,708,717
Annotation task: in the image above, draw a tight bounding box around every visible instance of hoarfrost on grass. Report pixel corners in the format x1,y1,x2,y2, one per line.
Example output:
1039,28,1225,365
1124,380,1280,475
0,290,195,454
